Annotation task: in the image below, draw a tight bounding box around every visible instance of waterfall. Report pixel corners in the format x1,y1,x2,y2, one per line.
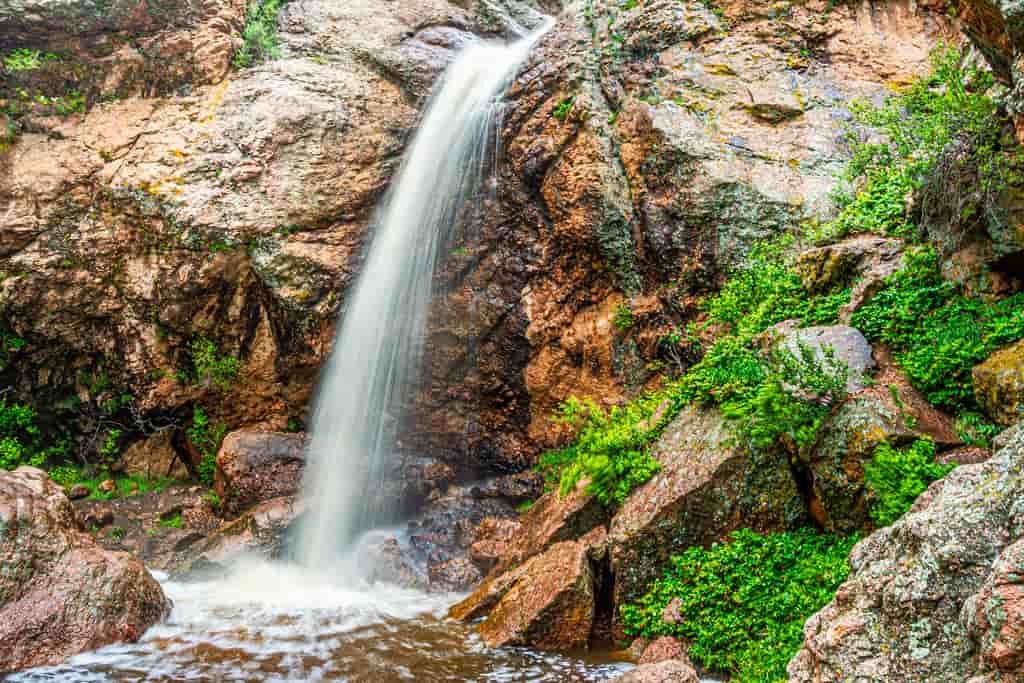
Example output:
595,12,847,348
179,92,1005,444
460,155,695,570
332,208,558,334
295,21,550,572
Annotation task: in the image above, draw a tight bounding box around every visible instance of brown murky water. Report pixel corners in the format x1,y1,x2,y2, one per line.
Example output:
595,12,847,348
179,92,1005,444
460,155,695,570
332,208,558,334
8,562,632,682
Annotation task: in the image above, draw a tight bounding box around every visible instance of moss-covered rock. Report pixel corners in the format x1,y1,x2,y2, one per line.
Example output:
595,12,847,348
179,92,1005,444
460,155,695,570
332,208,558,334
974,338,1024,426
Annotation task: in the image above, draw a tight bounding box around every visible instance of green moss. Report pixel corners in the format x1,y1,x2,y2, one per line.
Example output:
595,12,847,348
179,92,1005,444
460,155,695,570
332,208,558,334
621,528,857,682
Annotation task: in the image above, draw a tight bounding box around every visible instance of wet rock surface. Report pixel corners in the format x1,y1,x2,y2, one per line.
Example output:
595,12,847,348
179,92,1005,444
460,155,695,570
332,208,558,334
0,467,169,672
974,338,1024,426
215,430,305,515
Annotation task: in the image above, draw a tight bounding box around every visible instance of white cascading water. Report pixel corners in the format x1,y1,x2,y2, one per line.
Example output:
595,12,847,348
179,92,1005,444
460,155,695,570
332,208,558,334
295,20,551,571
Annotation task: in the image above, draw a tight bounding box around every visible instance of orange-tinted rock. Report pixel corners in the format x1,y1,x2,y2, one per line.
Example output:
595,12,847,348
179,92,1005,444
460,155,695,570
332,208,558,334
0,467,169,672
214,431,305,515
967,539,1024,674
119,431,189,480
638,636,691,666
468,516,521,574
450,527,607,651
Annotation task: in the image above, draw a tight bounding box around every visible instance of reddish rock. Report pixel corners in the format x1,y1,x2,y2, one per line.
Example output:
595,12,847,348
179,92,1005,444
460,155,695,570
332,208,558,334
487,479,607,577
938,446,992,466
0,467,169,672
67,484,90,500
173,496,304,577
428,558,482,593
119,431,188,481
468,517,521,574
449,527,608,650
613,660,700,683
639,636,691,666
214,431,305,515
966,539,1024,675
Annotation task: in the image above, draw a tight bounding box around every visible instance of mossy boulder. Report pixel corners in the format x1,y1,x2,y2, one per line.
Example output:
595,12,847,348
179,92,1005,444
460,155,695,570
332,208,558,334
973,338,1024,426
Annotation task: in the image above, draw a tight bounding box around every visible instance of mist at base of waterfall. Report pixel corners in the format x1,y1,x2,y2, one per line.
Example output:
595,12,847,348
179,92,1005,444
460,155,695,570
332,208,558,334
8,559,633,682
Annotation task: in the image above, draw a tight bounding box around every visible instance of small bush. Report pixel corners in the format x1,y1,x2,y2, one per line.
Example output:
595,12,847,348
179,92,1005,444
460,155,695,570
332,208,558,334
864,439,954,527
850,246,1024,410
187,406,227,487
0,400,44,470
3,49,42,71
621,528,857,682
613,303,634,331
538,396,662,506
234,0,286,68
190,336,242,391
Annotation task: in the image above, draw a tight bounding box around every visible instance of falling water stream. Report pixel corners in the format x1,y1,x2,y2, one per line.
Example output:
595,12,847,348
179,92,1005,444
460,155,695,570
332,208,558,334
9,14,637,683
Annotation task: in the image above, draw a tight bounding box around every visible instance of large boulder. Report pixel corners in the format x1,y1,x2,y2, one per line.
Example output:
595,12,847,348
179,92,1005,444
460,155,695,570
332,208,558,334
609,405,806,612
0,467,169,672
805,353,961,532
215,430,305,515
974,338,1024,426
766,323,876,394
613,660,700,683
118,431,189,480
449,527,607,650
788,417,1024,681
795,236,905,322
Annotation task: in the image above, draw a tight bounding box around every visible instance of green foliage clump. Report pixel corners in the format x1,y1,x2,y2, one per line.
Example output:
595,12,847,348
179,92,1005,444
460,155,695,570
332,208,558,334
538,396,662,506
189,336,242,391
827,47,1002,241
621,529,857,682
0,399,45,470
3,49,42,71
188,406,227,487
850,246,1024,410
552,96,575,121
864,439,954,527
613,303,634,331
234,0,286,68
159,512,183,529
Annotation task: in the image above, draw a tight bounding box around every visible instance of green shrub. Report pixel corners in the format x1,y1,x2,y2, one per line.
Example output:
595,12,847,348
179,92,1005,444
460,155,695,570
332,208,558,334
190,336,242,391
826,46,1002,242
621,528,857,682
3,49,42,71
850,246,1024,410
864,439,954,527
538,396,662,506
159,512,183,529
0,400,45,470
234,0,286,68
187,406,227,486
613,303,634,331
552,96,575,121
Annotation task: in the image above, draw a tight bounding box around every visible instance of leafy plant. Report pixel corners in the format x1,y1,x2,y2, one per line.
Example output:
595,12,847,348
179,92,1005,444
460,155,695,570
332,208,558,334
189,336,242,391
621,529,857,682
538,396,662,506
0,400,45,470
3,49,42,71
234,0,286,68
187,406,226,486
864,439,954,526
159,512,183,529
552,95,575,121
850,246,1024,410
613,303,634,331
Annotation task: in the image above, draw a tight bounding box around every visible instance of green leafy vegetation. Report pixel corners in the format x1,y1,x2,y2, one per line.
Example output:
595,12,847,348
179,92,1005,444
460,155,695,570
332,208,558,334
621,529,857,682
612,303,634,331
189,336,242,391
0,399,45,470
159,512,183,529
187,406,226,487
826,46,1005,242
850,246,1024,411
552,96,575,121
49,464,175,500
3,49,42,71
538,396,662,506
864,439,954,527
234,0,286,68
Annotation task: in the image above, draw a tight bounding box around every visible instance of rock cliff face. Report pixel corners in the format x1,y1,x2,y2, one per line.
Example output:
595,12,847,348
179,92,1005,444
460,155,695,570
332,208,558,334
0,0,956,478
